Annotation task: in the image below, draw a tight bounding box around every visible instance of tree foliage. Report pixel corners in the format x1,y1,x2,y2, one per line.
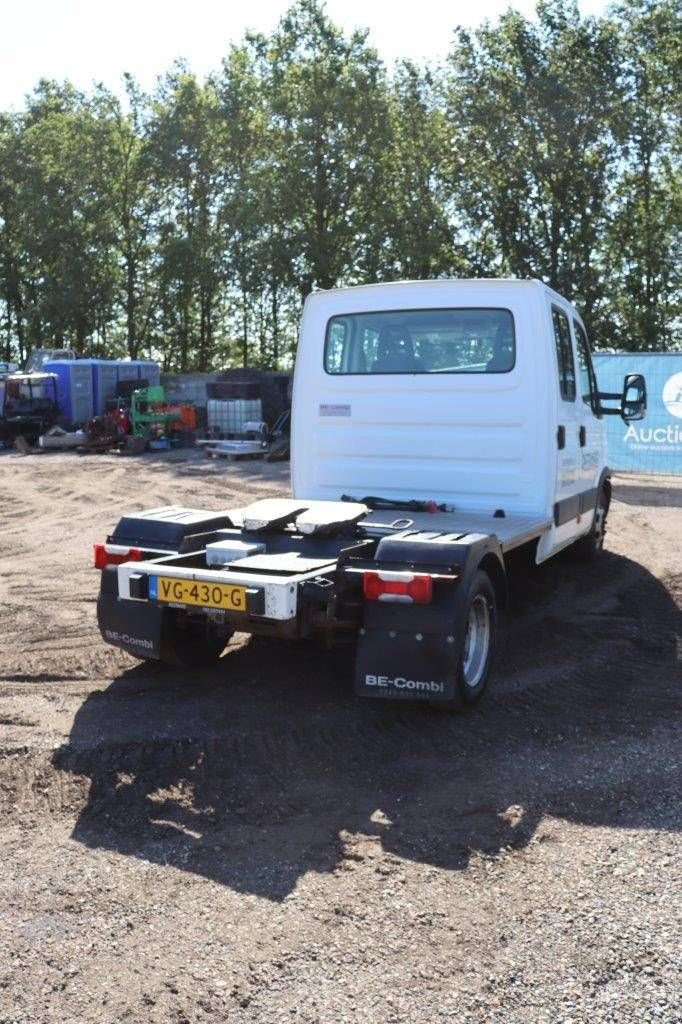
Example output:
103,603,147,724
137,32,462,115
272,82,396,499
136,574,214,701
0,0,679,368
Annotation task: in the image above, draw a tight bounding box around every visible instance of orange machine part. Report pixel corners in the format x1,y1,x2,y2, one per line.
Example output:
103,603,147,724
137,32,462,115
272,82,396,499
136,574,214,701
167,404,197,430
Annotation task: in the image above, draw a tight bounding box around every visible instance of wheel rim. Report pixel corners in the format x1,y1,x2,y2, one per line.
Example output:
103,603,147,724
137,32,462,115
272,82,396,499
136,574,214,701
462,595,491,689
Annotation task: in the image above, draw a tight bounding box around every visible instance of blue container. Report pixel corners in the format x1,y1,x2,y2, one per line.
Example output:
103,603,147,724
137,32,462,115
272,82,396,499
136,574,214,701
89,359,120,416
137,360,161,387
117,361,139,384
43,360,94,424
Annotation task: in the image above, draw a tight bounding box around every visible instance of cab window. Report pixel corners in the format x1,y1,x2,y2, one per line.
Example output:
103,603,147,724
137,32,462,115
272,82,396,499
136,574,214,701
324,308,516,375
552,306,576,401
573,320,598,412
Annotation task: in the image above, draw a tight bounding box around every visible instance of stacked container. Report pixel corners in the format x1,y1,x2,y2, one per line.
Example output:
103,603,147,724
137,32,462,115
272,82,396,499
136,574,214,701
116,362,139,385
43,360,94,424
89,360,120,415
136,360,161,386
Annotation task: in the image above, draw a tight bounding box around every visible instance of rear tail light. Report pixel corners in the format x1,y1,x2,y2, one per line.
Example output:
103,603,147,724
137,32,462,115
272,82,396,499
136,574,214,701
93,544,143,569
363,571,433,604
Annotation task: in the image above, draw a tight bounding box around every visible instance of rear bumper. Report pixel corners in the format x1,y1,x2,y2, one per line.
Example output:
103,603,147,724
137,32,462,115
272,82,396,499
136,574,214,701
97,562,307,660
116,559,298,621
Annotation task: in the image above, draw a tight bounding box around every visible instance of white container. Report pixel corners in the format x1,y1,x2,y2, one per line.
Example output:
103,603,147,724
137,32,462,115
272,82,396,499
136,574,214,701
207,398,263,435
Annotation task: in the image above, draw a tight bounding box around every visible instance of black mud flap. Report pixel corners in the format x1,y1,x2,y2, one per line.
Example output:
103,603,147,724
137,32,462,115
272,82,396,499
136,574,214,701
351,531,505,704
354,629,459,702
97,591,164,661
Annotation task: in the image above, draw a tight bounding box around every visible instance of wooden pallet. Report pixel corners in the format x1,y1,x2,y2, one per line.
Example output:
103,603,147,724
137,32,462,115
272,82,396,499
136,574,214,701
202,443,267,462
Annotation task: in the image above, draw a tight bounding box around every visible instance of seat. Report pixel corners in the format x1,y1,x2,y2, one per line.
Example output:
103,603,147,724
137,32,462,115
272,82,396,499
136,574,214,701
371,326,420,373
486,332,515,373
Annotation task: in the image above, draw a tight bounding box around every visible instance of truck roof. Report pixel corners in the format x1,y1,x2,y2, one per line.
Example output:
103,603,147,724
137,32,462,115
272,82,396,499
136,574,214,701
309,277,547,295
303,278,582,326
6,372,58,381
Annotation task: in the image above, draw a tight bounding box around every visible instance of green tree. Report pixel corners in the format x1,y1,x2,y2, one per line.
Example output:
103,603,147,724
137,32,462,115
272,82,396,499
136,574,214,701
605,0,681,350
213,43,275,368
93,77,158,359
255,0,388,297
148,67,223,370
365,62,458,282
445,1,621,332
1,0,680,367
0,113,26,362
18,81,118,352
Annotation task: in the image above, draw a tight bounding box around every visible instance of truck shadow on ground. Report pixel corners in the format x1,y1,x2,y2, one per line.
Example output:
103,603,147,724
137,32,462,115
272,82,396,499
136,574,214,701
610,482,682,508
52,549,681,901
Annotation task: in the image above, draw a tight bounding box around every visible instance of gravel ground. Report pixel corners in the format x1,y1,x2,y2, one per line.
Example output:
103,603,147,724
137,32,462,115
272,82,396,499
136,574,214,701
0,450,680,1024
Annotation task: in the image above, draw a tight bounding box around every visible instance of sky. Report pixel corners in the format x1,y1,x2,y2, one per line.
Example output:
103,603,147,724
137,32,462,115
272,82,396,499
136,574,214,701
1,0,611,111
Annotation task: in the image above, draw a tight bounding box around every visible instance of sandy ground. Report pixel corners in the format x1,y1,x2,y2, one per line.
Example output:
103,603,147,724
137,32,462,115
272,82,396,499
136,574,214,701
0,450,680,1024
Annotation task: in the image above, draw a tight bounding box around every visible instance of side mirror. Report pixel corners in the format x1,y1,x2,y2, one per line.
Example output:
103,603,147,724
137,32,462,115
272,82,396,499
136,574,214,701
596,373,647,421
621,373,646,422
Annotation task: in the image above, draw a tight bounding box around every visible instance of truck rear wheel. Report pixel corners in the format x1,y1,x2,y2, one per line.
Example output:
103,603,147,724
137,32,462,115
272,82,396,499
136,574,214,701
158,611,232,668
431,570,497,711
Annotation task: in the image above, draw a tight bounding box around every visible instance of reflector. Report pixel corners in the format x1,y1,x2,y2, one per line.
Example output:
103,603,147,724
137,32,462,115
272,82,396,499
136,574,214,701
362,571,433,604
93,544,142,569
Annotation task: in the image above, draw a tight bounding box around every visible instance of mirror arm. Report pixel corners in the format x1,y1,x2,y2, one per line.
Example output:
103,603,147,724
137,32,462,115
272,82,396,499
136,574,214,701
595,390,623,416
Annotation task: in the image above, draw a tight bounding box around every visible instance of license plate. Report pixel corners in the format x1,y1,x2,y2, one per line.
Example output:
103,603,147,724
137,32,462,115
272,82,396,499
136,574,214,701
150,576,246,612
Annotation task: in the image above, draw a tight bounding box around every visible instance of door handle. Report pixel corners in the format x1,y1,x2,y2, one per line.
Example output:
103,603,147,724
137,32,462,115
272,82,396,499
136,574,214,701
557,425,566,450
579,426,586,447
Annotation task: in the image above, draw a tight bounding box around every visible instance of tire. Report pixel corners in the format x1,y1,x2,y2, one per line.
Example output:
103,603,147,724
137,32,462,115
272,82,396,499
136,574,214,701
158,611,232,668
431,570,497,711
570,486,609,561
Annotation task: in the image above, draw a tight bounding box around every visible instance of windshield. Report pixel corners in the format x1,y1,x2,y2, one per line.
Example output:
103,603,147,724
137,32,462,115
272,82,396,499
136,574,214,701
324,308,515,375
25,349,74,372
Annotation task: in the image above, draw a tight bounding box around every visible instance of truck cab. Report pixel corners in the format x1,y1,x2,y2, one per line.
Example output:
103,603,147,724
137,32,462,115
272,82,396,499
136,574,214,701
94,280,645,709
0,372,59,445
292,279,643,561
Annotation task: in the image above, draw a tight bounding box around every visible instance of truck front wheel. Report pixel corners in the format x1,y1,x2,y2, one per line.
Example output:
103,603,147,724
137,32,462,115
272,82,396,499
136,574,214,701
432,570,497,711
570,485,609,561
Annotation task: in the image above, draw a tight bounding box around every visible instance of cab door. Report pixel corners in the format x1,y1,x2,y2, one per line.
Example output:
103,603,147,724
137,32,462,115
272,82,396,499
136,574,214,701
549,302,586,550
573,318,606,504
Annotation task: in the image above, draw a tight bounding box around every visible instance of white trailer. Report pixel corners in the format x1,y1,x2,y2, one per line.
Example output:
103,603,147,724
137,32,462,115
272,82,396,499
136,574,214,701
95,280,646,708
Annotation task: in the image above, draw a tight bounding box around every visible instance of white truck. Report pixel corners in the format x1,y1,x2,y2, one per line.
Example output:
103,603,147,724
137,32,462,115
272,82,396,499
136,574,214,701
95,280,646,709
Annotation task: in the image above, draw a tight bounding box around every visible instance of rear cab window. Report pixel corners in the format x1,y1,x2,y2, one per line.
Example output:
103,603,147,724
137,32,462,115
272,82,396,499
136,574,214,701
551,306,576,401
324,308,516,375
573,319,599,414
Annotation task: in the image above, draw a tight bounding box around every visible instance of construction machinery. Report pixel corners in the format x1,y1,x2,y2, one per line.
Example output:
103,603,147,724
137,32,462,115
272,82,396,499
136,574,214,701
129,386,182,438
